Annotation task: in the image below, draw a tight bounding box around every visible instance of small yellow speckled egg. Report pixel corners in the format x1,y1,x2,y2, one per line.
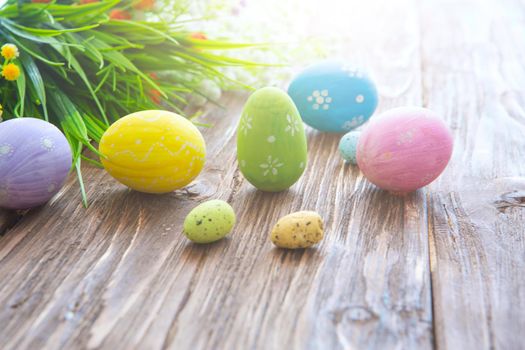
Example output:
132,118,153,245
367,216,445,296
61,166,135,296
99,110,206,193
270,211,324,249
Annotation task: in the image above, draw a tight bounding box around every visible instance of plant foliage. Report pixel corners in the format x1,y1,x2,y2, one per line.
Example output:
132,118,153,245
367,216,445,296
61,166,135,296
0,0,259,205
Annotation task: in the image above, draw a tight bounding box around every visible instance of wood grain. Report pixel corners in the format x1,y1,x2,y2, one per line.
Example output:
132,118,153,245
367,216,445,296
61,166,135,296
0,209,20,235
422,0,525,349
0,0,523,348
0,0,435,348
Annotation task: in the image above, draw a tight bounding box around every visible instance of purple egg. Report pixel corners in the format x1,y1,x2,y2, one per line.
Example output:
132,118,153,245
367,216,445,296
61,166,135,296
0,118,72,209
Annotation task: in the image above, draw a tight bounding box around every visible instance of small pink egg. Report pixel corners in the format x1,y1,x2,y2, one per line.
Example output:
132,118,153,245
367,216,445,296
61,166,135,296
356,107,453,193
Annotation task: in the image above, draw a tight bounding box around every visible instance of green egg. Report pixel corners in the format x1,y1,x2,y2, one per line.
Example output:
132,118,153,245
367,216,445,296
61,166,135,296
237,87,308,192
183,200,236,244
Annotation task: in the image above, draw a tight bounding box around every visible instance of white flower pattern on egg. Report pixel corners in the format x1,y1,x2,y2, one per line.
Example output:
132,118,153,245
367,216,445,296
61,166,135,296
342,115,365,131
259,155,284,176
341,64,364,78
285,114,301,136
47,183,57,193
41,137,55,151
240,114,253,136
307,89,332,110
397,129,415,145
0,144,13,158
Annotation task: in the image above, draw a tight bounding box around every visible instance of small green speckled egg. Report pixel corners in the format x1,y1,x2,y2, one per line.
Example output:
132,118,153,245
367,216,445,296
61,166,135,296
183,200,236,243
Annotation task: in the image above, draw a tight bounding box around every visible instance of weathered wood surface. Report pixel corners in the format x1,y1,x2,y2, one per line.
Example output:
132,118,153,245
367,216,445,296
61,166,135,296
0,0,523,349
0,209,19,235
422,0,525,349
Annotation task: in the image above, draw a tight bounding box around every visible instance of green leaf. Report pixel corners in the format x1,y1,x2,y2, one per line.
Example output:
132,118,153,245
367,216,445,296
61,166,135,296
81,154,103,168
0,0,266,206
11,21,99,36
1,18,62,44
50,34,108,125
15,62,26,117
18,53,48,120
74,152,88,208
0,28,64,66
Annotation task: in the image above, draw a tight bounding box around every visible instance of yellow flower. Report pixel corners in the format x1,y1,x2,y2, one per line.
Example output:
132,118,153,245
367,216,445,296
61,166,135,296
1,44,19,60
1,63,21,81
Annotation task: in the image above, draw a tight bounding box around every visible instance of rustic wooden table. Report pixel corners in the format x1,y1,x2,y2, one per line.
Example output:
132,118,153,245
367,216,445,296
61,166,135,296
1,0,524,349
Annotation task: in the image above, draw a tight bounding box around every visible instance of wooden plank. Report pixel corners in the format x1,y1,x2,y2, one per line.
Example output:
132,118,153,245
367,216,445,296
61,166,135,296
0,93,245,349
0,1,433,349
422,0,525,348
0,209,20,236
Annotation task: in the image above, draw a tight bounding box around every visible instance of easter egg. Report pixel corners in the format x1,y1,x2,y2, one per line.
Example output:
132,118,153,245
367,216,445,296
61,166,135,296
183,200,236,243
0,118,72,209
99,110,206,193
356,107,453,193
288,61,378,132
270,211,324,249
338,131,361,164
237,87,307,192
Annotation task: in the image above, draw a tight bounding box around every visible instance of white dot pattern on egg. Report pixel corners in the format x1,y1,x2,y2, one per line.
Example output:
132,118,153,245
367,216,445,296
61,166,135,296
259,155,284,176
47,183,57,193
0,118,72,210
237,87,308,192
307,89,333,111
239,114,253,136
41,137,55,151
342,115,365,131
288,61,378,132
285,114,301,136
341,64,365,78
0,144,13,158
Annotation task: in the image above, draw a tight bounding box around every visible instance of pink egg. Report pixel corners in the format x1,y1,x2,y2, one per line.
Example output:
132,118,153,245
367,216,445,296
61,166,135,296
356,107,453,193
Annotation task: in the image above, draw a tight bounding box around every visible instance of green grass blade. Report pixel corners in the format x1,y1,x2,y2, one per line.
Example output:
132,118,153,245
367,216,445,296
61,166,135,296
15,62,26,117
18,53,48,120
74,156,88,208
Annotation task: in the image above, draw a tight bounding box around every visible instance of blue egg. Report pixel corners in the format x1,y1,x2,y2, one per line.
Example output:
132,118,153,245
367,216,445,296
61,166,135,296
338,131,361,164
288,61,378,132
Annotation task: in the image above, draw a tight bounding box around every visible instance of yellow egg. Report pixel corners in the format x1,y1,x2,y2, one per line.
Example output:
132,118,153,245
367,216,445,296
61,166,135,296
99,110,206,193
270,211,324,249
